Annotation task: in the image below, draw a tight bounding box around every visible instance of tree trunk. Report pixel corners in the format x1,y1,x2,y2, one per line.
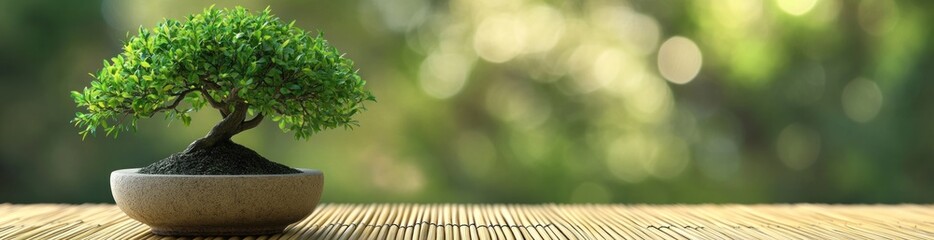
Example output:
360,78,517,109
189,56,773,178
183,102,264,153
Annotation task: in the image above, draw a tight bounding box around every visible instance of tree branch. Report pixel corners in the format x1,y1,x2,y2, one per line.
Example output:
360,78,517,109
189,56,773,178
184,101,249,153
145,88,198,117
200,77,222,90
226,87,241,103
197,88,229,117
196,77,230,117
235,113,264,134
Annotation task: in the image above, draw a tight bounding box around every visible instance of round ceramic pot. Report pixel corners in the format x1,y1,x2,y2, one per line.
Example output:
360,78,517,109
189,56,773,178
110,168,323,236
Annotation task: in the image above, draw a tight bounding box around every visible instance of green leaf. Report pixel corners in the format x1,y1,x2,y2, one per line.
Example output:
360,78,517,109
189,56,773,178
180,113,192,126
140,61,151,68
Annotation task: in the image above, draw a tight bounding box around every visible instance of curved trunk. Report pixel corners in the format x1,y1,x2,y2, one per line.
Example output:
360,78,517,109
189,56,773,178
184,102,264,153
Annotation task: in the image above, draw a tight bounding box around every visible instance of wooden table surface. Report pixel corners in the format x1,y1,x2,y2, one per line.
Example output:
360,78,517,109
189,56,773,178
1,203,931,239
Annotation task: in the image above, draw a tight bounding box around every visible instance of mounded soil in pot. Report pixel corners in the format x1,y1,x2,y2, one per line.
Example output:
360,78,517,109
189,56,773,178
139,140,300,175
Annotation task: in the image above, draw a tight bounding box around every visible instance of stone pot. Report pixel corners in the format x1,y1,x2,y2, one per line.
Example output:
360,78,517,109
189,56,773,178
110,168,323,236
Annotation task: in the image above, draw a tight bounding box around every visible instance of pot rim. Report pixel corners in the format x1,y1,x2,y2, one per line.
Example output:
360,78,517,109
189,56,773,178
112,168,322,178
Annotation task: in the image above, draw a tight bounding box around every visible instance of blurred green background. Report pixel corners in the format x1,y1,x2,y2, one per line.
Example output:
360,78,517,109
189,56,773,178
1,0,931,204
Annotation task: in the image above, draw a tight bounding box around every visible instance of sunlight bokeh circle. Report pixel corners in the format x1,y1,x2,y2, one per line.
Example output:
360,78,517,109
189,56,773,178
657,36,703,84
841,78,883,123
777,0,818,16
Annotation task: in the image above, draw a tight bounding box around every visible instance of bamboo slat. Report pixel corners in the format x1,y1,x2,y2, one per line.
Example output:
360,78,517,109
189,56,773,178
0,204,931,239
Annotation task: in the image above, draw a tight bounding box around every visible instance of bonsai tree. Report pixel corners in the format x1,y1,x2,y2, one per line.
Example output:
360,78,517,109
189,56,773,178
72,7,373,174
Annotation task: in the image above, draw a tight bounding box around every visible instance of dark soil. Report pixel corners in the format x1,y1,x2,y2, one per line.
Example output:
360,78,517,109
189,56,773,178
138,140,300,175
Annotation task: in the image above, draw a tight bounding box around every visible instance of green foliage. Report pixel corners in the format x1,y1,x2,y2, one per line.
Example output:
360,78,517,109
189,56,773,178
72,6,374,139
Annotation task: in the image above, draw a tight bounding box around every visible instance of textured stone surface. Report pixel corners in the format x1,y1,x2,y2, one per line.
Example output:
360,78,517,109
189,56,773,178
110,168,323,236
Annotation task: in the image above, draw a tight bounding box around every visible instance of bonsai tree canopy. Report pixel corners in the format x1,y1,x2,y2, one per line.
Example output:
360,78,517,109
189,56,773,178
72,7,374,153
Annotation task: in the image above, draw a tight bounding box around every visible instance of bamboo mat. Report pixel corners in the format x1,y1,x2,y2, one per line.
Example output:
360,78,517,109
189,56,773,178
0,204,931,239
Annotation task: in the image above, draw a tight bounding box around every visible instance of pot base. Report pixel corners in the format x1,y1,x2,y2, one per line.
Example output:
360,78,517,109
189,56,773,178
151,226,285,236
111,168,323,237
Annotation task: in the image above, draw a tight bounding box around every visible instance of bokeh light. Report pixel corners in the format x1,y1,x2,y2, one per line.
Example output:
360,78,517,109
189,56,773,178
858,0,899,35
776,0,818,16
473,13,526,63
714,0,764,29
419,48,475,99
841,78,884,123
657,36,703,85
